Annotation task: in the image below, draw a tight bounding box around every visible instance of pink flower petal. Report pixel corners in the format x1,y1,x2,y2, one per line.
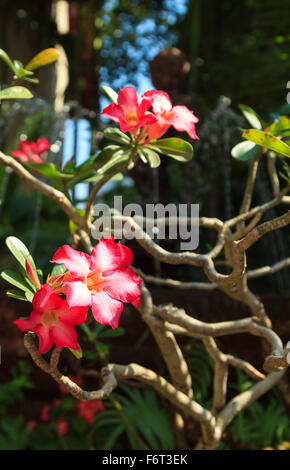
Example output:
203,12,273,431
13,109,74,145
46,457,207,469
169,106,199,140
58,304,88,325
102,267,141,303
90,238,131,275
36,138,50,154
50,321,78,349
118,86,138,111
11,150,29,162
118,243,134,270
91,291,123,329
101,102,125,124
65,281,92,308
30,154,45,164
52,245,91,277
32,285,63,313
143,90,172,114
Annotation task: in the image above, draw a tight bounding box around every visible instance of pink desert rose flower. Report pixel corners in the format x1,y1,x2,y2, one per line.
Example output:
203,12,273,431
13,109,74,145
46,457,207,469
77,400,105,424
13,284,88,354
101,86,157,133
51,238,142,330
11,138,50,164
142,90,199,142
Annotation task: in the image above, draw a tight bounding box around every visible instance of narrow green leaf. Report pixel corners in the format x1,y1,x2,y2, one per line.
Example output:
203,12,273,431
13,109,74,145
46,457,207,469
239,105,263,130
25,48,60,71
25,291,34,302
82,172,123,183
1,270,34,293
100,85,118,103
139,148,161,168
148,137,193,162
5,237,37,272
0,86,33,100
242,129,290,158
0,49,16,73
231,141,260,161
103,127,131,144
7,289,30,301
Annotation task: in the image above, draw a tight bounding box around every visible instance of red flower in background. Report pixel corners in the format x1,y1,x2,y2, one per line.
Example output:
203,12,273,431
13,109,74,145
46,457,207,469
51,238,142,330
56,419,68,436
11,138,50,163
101,86,157,133
41,404,51,422
13,285,88,354
27,420,36,433
142,90,199,142
77,400,105,424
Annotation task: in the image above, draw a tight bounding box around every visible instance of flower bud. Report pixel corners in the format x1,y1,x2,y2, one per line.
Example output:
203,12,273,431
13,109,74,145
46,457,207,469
25,259,41,290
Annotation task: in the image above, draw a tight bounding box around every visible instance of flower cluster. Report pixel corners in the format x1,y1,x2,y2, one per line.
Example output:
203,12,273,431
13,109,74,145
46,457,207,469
14,238,141,354
101,86,199,142
11,138,50,164
35,375,105,437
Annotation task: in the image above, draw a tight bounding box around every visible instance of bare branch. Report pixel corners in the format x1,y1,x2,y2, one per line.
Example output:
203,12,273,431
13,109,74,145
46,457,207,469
0,152,86,230
24,332,117,400
247,257,290,279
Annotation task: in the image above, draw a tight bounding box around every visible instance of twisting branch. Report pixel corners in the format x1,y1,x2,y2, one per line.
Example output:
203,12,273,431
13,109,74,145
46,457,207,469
203,337,229,414
236,152,261,236
0,152,86,230
107,363,214,425
24,332,117,400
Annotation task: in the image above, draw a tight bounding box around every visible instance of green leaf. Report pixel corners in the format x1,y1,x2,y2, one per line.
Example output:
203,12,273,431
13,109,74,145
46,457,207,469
82,172,123,183
96,146,132,174
13,60,34,79
148,138,193,162
69,346,83,359
24,48,60,71
50,264,67,277
103,127,131,144
25,291,34,302
69,209,85,235
27,162,73,185
6,289,30,301
239,105,263,130
100,85,118,103
95,340,110,358
5,236,37,272
268,116,290,138
231,141,260,161
0,48,16,73
0,86,33,100
139,148,161,168
242,129,290,158
98,326,125,339
0,270,34,293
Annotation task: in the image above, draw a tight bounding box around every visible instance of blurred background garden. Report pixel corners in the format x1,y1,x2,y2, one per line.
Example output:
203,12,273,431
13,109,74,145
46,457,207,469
0,0,290,450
